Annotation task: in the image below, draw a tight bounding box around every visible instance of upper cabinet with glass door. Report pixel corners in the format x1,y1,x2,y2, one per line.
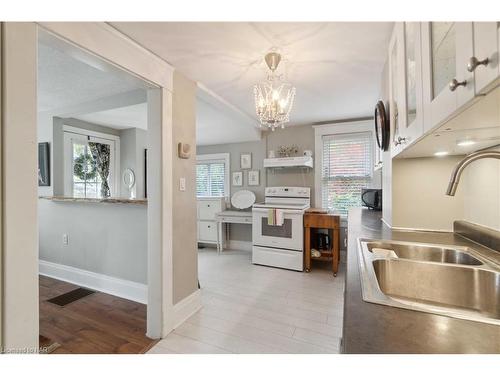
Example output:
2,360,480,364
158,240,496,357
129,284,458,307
470,22,500,95
389,23,424,157
421,22,475,132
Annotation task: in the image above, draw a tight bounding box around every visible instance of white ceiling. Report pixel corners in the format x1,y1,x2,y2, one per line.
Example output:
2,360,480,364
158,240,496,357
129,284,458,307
38,42,142,113
112,22,394,128
76,103,148,130
197,89,261,145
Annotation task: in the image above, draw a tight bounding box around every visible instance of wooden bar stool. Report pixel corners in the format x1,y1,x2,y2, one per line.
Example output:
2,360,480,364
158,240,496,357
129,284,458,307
304,210,341,276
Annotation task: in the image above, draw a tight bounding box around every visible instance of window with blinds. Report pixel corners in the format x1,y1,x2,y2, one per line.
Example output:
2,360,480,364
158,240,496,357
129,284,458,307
196,160,227,197
321,131,373,216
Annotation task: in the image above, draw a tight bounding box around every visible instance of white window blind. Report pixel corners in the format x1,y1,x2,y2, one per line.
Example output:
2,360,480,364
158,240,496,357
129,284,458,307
321,131,373,216
196,161,226,197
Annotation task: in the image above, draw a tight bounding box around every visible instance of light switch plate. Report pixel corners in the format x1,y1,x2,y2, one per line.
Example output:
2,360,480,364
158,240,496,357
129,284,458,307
179,177,186,191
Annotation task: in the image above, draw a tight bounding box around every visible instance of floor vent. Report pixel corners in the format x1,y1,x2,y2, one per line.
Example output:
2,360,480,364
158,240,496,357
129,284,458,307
47,287,95,307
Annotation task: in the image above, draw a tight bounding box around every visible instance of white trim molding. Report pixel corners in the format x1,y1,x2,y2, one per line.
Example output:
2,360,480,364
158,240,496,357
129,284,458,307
172,289,202,329
39,260,148,304
313,120,375,208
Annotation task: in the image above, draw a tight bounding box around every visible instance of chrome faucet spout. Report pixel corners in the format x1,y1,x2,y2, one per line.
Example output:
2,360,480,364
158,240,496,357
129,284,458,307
446,150,500,196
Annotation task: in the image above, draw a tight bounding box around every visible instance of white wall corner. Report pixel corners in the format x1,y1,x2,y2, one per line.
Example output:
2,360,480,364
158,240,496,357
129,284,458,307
171,289,202,330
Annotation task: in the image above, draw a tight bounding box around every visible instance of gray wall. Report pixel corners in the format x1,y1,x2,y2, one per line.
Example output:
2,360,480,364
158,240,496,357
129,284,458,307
37,117,149,285
197,124,316,243
172,71,199,304
197,139,266,242
120,127,147,198
39,200,147,284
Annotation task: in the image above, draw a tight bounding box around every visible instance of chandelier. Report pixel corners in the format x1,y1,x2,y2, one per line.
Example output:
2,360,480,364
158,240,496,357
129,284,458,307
254,51,296,131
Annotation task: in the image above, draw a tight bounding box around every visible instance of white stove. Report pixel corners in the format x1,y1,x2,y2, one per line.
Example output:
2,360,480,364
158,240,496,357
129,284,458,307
252,187,310,271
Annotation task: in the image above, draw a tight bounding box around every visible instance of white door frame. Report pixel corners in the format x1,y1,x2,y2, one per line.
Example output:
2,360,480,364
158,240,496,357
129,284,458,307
1,22,176,350
37,22,175,339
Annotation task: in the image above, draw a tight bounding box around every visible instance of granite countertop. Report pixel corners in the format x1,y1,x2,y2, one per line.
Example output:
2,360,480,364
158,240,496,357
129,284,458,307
39,196,147,205
343,207,500,353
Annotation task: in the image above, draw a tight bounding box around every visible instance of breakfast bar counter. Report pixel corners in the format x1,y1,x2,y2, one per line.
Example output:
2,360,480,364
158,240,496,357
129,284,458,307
343,207,500,353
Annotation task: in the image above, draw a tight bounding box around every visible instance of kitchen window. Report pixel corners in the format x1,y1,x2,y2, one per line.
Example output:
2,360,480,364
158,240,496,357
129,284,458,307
63,126,120,198
196,153,230,198
314,121,375,217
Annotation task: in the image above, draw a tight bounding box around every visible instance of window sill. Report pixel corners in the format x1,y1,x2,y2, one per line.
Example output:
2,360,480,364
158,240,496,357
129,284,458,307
39,196,147,205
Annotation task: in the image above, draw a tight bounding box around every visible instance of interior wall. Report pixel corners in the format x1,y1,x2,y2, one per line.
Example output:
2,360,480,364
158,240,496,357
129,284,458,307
1,22,39,351
197,139,265,242
462,145,500,231
38,200,147,283
120,127,147,198
392,156,465,231
172,71,198,304
266,124,316,202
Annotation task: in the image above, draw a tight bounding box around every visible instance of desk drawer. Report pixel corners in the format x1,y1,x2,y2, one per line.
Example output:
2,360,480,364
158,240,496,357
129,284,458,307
304,214,340,229
221,216,252,224
198,221,217,242
197,199,224,220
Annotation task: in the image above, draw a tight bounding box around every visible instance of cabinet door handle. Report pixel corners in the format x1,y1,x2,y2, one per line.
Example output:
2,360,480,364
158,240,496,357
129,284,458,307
394,136,407,146
467,56,489,72
449,78,467,91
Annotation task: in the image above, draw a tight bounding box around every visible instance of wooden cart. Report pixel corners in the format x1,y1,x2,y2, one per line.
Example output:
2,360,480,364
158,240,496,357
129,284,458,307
304,210,341,276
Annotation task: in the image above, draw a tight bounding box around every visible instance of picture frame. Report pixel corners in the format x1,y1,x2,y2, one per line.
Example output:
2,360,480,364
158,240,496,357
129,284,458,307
232,171,243,186
38,142,50,187
248,170,260,186
240,153,252,169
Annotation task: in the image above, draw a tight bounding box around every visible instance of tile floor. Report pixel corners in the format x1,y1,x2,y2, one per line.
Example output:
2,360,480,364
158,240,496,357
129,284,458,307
148,248,345,354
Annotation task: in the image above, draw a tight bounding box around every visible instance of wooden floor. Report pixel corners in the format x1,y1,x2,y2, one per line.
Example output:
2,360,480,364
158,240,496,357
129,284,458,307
39,275,155,354
148,248,345,354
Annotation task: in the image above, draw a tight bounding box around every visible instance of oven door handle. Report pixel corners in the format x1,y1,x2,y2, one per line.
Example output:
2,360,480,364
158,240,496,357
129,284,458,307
252,208,304,214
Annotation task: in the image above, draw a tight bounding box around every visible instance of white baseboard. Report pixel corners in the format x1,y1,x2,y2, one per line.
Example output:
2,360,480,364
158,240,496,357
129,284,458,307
39,260,148,304
226,240,252,251
172,289,202,329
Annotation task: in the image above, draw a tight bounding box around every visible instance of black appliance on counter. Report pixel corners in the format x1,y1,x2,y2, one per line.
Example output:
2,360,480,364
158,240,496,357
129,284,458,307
315,233,330,250
361,188,382,211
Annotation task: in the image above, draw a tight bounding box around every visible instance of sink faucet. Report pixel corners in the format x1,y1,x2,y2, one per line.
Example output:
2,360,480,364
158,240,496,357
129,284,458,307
446,150,500,196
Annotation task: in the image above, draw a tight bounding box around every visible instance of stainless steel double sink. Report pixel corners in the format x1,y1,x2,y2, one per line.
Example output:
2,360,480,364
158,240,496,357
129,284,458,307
357,239,500,325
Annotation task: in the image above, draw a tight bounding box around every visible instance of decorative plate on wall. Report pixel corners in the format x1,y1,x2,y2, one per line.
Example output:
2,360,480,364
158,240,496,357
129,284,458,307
374,100,390,151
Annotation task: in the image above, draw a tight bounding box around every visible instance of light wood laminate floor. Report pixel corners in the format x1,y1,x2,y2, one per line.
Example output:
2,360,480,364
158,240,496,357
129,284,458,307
148,248,345,354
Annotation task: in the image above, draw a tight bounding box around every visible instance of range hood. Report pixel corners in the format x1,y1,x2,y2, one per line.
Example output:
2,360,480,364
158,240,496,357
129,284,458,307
263,156,313,169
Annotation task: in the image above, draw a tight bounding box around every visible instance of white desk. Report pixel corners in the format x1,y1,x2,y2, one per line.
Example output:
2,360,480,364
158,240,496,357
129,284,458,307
215,210,252,254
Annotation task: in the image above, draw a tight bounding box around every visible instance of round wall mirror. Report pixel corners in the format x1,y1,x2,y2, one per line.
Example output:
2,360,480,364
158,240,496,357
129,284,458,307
123,168,136,190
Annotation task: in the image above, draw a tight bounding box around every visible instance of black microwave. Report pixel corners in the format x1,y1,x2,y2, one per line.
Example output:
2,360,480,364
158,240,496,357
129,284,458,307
361,189,382,211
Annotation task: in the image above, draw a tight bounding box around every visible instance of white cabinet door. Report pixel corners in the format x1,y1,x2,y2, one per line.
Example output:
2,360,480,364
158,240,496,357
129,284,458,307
421,22,475,133
471,22,499,94
389,23,406,157
392,22,425,156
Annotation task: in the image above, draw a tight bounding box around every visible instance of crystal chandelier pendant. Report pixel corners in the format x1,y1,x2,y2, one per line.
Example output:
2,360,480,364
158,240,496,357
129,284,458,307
254,51,296,131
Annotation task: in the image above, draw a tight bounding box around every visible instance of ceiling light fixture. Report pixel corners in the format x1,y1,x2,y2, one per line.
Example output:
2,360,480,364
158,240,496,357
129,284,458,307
457,140,476,147
254,51,296,131
434,151,449,157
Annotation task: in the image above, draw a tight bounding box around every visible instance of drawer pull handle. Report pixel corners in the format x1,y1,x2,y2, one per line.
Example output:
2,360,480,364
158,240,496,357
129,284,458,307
467,56,489,72
449,78,467,91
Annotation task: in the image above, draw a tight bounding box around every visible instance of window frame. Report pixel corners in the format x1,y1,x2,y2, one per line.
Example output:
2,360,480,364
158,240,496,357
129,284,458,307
63,125,121,198
196,153,230,200
314,120,377,216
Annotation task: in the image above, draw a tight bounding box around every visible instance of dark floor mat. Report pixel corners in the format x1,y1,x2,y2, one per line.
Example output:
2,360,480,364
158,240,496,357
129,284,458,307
47,287,95,306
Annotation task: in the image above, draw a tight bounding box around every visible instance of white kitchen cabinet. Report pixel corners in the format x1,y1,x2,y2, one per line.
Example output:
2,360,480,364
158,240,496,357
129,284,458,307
388,23,404,157
421,22,475,133
197,197,225,244
470,22,500,95
389,23,424,157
